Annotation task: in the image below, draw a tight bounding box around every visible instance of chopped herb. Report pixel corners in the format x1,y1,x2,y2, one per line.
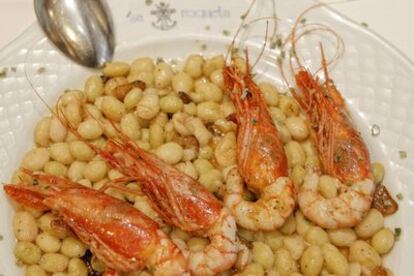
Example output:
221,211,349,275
396,193,404,201
394,227,401,240
201,44,207,51
270,35,283,49
0,67,7,78
252,119,257,125
370,124,381,137
145,0,153,6
222,30,231,36
240,13,247,20
300,18,307,24
399,151,407,159
44,185,50,190
156,57,164,64
361,22,369,27
0,234,3,241
126,11,132,17
37,67,46,74
205,25,210,31
32,179,39,186
10,66,17,72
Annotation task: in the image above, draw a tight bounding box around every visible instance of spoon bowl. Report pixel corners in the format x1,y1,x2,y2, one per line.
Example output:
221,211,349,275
34,0,115,68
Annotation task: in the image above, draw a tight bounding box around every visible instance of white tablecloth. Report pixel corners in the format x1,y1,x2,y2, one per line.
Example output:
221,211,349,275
1,0,413,60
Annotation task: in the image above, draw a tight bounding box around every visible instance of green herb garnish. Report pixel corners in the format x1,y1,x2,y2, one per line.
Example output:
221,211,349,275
399,151,407,159
222,30,231,36
37,67,46,74
32,179,39,186
396,193,404,201
361,22,369,27
145,0,153,6
0,68,7,78
394,227,402,240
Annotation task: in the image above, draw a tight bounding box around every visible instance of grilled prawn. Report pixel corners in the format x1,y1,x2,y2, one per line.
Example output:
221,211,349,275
292,49,375,229
4,170,188,275
222,54,296,231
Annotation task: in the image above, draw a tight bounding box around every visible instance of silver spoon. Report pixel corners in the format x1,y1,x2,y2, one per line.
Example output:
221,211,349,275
34,0,115,68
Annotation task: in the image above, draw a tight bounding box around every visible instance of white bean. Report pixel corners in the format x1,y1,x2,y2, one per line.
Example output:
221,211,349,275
102,61,130,77
61,237,87,258
209,68,225,90
44,161,67,176
160,95,183,113
49,117,68,142
22,147,50,171
252,241,274,269
155,142,183,165
68,258,88,276
372,162,385,185
300,245,323,276
13,211,38,242
197,101,222,122
124,87,143,110
83,160,107,182
77,119,103,140
349,240,381,270
185,54,204,78
35,117,52,146
203,55,225,76
284,235,305,260
49,142,74,165
84,75,104,102
285,141,306,167
101,96,126,122
136,94,160,120
69,140,96,161
39,253,69,273
26,265,47,276
328,228,357,247
371,228,395,254
286,116,309,141
130,57,155,74
355,209,384,238
318,175,339,199
172,72,193,93
14,241,41,265
214,132,236,167
274,248,297,275
199,169,222,193
154,62,173,89
195,81,223,102
67,161,86,181
175,161,198,179
149,123,164,148
322,243,349,275
305,226,329,246
36,232,62,253
258,82,279,106
121,113,141,140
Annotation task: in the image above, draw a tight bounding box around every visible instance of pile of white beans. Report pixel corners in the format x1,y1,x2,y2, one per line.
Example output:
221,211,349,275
11,54,394,276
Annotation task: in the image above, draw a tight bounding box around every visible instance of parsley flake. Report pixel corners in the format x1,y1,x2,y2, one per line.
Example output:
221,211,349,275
222,30,231,36
396,193,404,201
0,67,7,78
399,151,407,159
361,22,369,27
37,67,46,74
145,0,153,6
394,227,402,240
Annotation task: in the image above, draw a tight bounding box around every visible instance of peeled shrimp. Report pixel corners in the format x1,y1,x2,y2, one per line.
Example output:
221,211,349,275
225,167,294,231
4,171,188,275
292,48,374,229
222,54,296,231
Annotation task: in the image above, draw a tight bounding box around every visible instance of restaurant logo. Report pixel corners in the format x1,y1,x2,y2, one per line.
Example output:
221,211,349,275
151,2,177,30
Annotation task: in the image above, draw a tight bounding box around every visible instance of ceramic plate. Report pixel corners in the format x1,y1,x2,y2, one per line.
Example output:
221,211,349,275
0,0,413,275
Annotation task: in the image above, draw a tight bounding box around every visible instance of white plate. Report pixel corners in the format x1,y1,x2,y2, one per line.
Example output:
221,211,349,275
0,0,413,275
